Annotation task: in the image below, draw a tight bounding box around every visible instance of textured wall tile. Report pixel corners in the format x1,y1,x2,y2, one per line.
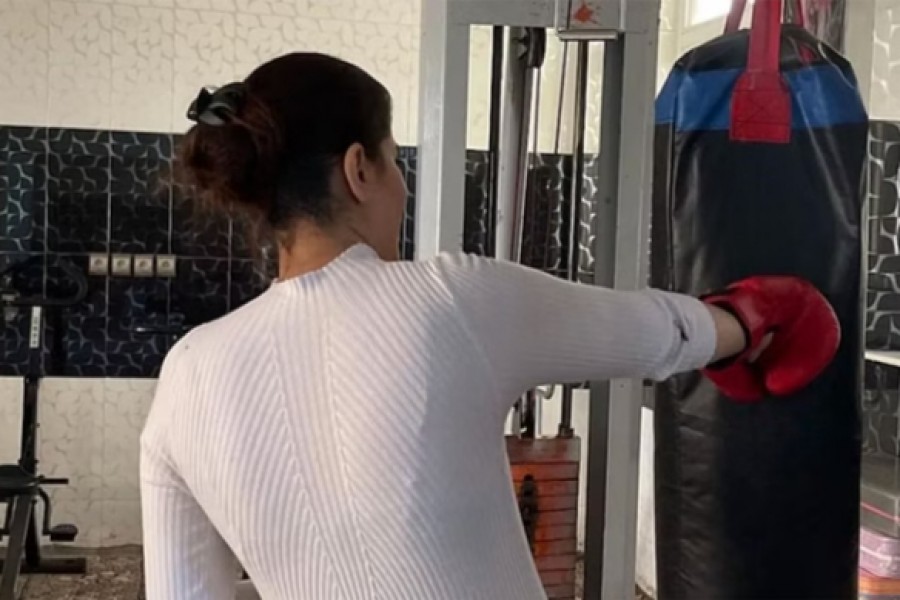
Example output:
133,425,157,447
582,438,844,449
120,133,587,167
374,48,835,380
305,0,418,26
173,9,237,133
234,13,297,79
659,0,677,32
102,379,155,500
44,499,104,547
111,5,175,132
48,1,113,129
47,193,109,253
231,259,274,310
38,378,105,502
176,0,238,11
172,191,231,257
0,377,24,464
0,190,47,253
60,317,109,376
398,146,416,259
170,258,230,324
99,499,143,545
314,20,417,145
869,121,900,350
871,0,900,121
0,0,49,126
242,0,299,16
110,0,174,6
463,25,492,151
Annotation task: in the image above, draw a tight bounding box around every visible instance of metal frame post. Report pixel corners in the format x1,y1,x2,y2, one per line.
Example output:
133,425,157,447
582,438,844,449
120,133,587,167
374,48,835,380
415,0,471,259
585,3,660,598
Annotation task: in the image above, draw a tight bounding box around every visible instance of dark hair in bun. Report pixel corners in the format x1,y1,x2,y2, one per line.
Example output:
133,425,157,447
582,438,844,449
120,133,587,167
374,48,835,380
174,52,392,241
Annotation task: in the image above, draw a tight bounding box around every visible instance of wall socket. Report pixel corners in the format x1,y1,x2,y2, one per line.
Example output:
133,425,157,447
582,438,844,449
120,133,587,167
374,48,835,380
134,255,155,278
156,255,176,278
88,254,109,276
111,254,133,277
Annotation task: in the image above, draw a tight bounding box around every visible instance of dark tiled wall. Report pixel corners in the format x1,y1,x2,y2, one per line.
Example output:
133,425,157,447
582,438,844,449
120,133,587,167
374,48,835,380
867,121,900,350
865,121,900,458
1,124,591,379
864,361,900,456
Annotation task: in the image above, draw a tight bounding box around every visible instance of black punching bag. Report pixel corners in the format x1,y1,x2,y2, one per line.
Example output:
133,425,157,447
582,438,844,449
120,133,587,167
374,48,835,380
651,0,867,598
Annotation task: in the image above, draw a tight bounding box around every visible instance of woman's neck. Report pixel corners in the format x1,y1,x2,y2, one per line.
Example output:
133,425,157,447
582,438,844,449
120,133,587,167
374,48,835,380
277,225,365,281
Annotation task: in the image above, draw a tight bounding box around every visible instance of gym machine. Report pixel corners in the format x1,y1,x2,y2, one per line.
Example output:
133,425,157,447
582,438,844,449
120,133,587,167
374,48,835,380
0,257,89,600
415,1,659,598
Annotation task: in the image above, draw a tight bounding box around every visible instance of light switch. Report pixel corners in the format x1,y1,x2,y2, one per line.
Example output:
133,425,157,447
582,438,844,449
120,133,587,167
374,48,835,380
88,254,109,276
111,254,133,277
134,255,155,278
156,255,176,278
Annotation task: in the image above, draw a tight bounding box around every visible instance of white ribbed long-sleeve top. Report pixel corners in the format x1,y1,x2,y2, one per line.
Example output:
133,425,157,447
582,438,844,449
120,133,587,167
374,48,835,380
140,244,716,600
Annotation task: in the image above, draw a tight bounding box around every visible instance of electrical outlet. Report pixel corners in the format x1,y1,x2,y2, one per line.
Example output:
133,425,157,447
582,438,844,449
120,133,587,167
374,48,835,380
156,255,176,278
111,254,133,277
88,254,109,276
134,255,155,278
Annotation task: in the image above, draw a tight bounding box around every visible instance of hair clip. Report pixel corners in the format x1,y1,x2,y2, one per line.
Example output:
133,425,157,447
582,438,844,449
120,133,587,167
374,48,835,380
187,82,247,126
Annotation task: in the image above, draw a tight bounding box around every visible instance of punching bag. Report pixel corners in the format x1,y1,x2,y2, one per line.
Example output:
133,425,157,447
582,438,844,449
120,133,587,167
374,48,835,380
651,0,867,597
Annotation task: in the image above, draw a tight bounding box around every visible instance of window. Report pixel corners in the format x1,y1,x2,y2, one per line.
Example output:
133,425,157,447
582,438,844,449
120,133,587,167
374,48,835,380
688,0,737,26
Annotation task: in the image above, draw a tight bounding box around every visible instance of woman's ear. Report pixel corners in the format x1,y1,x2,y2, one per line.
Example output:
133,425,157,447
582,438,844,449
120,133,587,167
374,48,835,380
342,142,371,204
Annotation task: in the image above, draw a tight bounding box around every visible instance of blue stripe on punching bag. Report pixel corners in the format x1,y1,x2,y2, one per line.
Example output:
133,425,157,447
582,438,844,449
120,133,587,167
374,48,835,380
655,65,868,132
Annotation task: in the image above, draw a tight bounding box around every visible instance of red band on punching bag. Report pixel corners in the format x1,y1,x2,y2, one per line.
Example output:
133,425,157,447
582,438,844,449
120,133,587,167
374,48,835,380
730,0,792,143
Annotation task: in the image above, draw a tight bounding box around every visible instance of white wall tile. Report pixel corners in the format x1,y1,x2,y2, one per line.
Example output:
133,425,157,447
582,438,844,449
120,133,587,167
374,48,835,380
465,25,493,151
112,5,175,132
39,379,105,503
115,0,175,6
636,408,657,597
59,0,175,5
234,13,298,80
315,19,418,145
172,9,237,132
871,0,900,121
657,30,679,93
241,0,299,16
48,1,113,129
0,378,24,464
100,499,144,545
0,0,49,127
305,0,418,26
659,0,677,32
175,0,237,11
45,499,105,547
102,379,156,501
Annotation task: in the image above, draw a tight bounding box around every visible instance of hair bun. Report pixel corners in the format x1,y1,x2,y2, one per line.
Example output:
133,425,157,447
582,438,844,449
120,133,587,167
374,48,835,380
175,91,282,221
187,83,247,126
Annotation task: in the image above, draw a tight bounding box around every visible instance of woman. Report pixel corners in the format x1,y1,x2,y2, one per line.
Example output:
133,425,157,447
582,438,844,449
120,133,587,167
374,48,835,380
140,53,838,599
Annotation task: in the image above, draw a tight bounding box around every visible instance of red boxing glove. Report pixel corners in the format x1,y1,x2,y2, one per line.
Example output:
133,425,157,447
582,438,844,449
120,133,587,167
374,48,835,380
701,276,840,402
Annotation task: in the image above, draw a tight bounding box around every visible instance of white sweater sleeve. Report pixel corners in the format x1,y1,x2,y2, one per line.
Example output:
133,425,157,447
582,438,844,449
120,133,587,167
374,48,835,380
140,476,240,600
438,254,717,398
140,345,240,600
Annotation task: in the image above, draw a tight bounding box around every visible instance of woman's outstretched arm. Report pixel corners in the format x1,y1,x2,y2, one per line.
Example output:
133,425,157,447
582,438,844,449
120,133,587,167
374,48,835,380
437,254,809,404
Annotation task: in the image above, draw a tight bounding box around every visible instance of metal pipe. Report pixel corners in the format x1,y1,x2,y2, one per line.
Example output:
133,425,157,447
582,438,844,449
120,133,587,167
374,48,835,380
583,37,625,600
554,42,569,156
558,41,591,438
487,26,505,258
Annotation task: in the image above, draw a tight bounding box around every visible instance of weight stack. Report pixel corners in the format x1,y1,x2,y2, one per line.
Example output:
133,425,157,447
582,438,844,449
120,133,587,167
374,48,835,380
650,20,867,600
507,437,580,599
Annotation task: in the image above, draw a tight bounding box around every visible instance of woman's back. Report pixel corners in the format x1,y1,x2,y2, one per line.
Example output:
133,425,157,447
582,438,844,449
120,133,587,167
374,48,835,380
141,245,548,599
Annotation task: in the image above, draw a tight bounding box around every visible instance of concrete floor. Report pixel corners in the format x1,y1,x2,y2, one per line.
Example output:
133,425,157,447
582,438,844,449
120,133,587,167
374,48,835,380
19,546,143,600
14,547,649,600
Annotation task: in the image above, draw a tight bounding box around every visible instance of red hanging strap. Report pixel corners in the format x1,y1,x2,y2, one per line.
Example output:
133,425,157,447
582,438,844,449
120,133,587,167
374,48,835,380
725,0,805,33
725,0,749,34
730,0,792,143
